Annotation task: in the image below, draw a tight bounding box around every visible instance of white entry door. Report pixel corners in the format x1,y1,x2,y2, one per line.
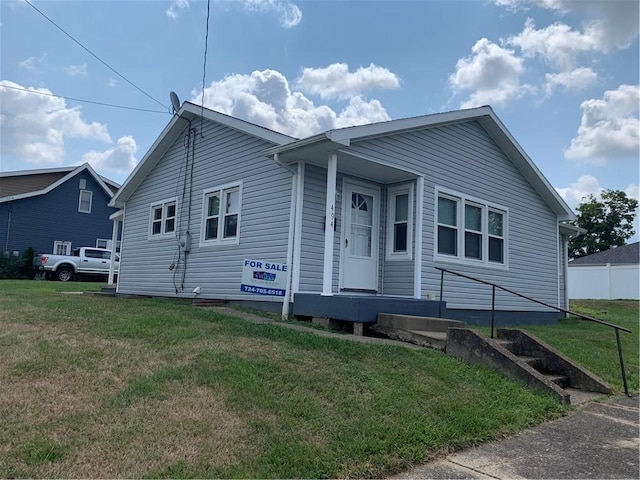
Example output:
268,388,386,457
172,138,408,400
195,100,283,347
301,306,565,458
341,181,379,291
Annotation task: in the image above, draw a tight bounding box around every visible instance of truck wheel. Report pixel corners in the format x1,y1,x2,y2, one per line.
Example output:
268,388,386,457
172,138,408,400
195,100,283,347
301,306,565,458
56,268,73,282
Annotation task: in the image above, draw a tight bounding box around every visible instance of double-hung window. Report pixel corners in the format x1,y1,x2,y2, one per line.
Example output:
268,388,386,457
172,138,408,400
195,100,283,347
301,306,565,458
201,182,241,245
386,183,414,260
149,199,177,237
78,190,93,213
436,188,507,267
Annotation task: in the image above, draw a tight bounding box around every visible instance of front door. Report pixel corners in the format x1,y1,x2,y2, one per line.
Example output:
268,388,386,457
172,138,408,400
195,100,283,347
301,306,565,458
341,181,379,291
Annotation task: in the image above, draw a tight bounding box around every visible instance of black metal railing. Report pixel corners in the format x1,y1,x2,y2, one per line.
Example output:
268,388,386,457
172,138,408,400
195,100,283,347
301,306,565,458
436,267,633,396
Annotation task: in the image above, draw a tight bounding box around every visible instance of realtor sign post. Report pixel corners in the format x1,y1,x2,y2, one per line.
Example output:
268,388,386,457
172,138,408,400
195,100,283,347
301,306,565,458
240,259,287,297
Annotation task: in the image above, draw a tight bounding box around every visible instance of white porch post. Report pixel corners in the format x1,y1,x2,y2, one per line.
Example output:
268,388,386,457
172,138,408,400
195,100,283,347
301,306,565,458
414,176,424,298
108,210,122,285
281,160,297,320
322,152,337,296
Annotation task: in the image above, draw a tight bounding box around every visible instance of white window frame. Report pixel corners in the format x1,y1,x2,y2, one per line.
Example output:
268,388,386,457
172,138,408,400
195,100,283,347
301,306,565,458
78,189,93,213
199,181,242,246
148,198,177,238
53,241,71,255
386,183,414,261
434,187,508,269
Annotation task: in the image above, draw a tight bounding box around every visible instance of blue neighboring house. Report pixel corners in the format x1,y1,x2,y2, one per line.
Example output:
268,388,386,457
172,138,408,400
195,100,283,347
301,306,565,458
0,163,120,257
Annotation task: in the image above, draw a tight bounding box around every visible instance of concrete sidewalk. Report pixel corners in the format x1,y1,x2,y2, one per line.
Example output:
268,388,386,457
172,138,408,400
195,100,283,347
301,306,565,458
392,394,639,479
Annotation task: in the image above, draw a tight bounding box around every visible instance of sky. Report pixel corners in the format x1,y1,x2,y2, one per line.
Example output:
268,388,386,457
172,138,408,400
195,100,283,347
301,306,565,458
1,0,639,238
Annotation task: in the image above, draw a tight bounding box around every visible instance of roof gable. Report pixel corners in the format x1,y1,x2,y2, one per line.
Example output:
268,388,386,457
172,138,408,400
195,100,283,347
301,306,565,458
570,242,639,265
110,102,295,207
266,106,575,220
0,163,119,203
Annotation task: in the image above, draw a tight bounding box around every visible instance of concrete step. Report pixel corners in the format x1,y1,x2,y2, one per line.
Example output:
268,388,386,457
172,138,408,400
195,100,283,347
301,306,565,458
564,388,606,406
377,313,464,332
540,373,569,388
494,338,514,352
408,330,448,350
515,355,542,369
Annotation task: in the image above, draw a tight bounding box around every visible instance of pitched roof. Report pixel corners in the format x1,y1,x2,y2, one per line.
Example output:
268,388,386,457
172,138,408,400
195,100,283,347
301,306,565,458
569,242,639,265
110,102,295,208
266,105,575,220
0,163,120,203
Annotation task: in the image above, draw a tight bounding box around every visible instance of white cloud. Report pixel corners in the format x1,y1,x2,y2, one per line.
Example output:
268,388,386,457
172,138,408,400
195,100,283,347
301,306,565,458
555,174,603,210
107,78,118,88
0,80,111,165
544,67,597,95
243,0,302,28
506,18,602,70
82,135,138,174
564,84,639,164
500,1,638,54
65,63,88,77
166,0,189,19
295,63,400,100
449,38,533,108
194,67,391,138
18,54,46,71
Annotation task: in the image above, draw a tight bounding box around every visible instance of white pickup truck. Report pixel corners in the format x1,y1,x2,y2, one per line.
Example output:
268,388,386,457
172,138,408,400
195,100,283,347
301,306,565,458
34,247,119,282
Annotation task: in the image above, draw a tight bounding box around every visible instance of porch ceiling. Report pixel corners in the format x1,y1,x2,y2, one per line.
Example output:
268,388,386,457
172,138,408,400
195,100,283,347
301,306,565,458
276,141,418,184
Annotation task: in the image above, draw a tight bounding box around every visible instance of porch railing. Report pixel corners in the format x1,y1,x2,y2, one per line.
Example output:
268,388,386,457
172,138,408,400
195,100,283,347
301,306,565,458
436,267,633,396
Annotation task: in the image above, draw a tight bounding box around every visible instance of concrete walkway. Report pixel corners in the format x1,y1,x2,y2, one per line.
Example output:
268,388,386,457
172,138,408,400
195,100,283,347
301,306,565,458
392,394,639,479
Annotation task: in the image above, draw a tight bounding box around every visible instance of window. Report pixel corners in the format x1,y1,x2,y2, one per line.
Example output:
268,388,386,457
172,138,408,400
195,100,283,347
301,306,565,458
78,190,93,213
201,183,241,245
53,241,71,255
386,183,414,260
435,189,507,267
149,199,177,237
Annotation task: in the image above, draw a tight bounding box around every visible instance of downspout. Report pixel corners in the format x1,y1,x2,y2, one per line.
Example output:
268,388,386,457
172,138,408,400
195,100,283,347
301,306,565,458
273,152,297,320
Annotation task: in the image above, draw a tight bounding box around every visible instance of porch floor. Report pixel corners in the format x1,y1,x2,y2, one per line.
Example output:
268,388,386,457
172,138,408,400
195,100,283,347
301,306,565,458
292,293,443,323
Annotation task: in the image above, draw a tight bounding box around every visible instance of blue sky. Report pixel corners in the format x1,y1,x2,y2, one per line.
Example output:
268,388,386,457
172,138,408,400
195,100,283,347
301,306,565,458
1,0,639,235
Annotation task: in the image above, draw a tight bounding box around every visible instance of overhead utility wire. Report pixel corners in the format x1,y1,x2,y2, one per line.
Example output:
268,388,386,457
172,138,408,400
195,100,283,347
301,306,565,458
1,84,168,114
200,0,212,135
23,0,167,110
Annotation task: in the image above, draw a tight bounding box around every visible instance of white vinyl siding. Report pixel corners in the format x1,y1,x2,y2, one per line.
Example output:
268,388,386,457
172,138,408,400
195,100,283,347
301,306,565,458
116,118,291,300
386,183,413,261
149,198,177,238
346,120,559,311
78,189,93,213
200,182,242,245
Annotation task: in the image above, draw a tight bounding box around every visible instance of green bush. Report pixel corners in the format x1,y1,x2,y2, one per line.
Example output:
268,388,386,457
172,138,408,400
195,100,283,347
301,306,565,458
0,247,35,279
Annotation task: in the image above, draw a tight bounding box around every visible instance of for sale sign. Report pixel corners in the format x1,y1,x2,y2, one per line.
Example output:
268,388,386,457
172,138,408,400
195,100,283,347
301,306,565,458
240,259,288,297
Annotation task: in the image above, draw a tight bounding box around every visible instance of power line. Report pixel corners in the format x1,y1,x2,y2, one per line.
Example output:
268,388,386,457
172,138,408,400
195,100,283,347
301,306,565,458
200,0,212,135
1,84,169,114
23,0,167,110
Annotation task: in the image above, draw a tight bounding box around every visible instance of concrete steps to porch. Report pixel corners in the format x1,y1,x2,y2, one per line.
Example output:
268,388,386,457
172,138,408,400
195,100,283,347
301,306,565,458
446,328,612,406
372,314,611,405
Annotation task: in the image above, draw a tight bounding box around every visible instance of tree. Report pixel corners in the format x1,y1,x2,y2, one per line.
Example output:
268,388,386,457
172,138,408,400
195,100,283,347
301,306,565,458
569,189,638,259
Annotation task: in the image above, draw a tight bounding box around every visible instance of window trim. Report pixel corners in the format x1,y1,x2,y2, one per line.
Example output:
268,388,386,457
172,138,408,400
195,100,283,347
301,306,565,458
199,181,242,247
148,197,178,239
78,189,93,213
53,241,72,255
434,187,508,269
385,182,414,261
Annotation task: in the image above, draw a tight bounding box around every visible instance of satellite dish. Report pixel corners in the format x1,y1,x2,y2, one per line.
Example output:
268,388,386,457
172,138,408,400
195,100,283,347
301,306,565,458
170,91,181,114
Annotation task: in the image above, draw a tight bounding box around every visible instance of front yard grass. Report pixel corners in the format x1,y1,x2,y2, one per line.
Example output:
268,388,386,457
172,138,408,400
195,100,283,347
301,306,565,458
0,281,632,478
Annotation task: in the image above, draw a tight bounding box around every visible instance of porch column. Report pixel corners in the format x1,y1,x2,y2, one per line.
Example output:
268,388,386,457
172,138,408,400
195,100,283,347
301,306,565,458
108,210,122,285
322,152,337,295
414,176,424,298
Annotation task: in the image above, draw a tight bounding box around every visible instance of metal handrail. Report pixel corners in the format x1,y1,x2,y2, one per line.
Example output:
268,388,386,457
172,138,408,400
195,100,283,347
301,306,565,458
436,267,632,396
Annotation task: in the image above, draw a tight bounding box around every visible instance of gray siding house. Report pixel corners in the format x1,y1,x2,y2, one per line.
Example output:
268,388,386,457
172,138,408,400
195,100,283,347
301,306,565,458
109,102,576,325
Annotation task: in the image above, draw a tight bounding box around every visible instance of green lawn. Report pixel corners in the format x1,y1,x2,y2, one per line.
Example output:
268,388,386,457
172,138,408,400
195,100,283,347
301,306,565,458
0,281,633,478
